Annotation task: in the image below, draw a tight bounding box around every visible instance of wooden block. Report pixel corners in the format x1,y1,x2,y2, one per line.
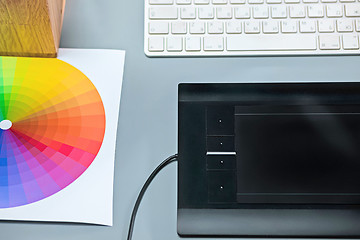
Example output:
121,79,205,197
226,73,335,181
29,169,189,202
0,0,66,58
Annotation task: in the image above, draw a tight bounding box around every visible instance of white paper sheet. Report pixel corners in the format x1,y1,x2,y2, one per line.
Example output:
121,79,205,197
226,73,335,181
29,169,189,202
0,48,125,226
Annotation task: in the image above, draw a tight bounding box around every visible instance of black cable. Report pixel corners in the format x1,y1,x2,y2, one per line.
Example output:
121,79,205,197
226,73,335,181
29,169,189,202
127,154,178,240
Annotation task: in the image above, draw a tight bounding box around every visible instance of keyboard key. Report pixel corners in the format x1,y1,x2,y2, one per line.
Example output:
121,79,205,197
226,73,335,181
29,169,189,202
326,4,342,17
342,35,359,49
172,22,187,33
244,21,261,33
308,5,324,17
321,0,336,2
230,0,246,3
303,0,319,3
319,35,340,49
300,20,316,32
249,0,264,3
150,0,174,4
167,37,183,51
337,19,353,32
217,7,233,18
281,20,297,32
253,6,269,18
190,22,206,33
181,7,196,19
340,0,355,2
149,22,169,34
176,0,192,4
345,4,360,17
226,21,242,33
263,21,280,33
234,6,251,18
356,19,360,32
285,0,300,3
204,36,224,50
271,5,287,18
199,7,215,18
150,7,178,19
213,0,228,3
267,0,282,3
227,35,316,50
149,37,165,51
185,37,201,51
290,5,306,18
318,19,335,32
208,22,224,33
195,0,210,3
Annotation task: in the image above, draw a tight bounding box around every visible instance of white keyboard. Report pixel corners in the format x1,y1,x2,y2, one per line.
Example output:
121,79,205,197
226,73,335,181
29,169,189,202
144,0,360,56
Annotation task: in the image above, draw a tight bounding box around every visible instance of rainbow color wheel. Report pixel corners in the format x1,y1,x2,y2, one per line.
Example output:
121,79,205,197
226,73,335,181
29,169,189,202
0,57,106,208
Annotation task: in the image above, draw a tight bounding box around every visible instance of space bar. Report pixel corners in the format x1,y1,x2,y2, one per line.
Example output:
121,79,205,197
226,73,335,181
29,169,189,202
227,35,317,51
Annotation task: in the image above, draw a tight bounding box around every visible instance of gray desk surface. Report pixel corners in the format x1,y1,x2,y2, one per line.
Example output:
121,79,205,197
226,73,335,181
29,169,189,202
1,0,360,239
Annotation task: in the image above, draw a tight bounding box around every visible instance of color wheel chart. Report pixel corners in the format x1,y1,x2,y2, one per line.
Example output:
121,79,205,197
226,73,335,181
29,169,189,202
0,57,106,208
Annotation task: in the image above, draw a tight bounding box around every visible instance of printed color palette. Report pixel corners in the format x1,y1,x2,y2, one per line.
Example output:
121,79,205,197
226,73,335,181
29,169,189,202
0,57,106,208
